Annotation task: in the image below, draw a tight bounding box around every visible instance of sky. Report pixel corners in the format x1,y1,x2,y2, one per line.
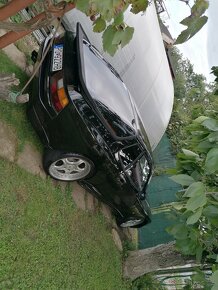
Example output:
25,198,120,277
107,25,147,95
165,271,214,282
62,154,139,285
162,0,218,82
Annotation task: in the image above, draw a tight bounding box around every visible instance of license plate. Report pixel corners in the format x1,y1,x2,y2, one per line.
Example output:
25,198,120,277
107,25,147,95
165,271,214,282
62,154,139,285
52,44,63,72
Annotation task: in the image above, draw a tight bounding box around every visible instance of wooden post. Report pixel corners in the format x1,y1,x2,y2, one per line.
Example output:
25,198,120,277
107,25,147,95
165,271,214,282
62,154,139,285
0,0,37,21
0,2,75,49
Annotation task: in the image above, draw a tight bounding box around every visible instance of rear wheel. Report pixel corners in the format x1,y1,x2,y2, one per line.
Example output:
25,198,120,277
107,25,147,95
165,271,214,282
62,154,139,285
43,150,94,181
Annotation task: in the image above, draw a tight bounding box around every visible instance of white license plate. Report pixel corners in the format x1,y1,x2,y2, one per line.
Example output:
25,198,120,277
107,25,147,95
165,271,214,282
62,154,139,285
52,44,63,72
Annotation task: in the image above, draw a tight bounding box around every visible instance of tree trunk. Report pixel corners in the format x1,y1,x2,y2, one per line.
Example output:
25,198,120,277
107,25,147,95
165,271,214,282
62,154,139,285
123,242,196,281
0,0,36,21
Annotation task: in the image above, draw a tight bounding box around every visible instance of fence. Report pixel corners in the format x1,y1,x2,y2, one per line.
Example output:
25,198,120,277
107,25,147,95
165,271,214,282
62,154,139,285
139,134,181,249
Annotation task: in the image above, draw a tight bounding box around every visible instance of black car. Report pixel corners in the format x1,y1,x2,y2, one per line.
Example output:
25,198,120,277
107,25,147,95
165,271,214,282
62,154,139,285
27,23,153,228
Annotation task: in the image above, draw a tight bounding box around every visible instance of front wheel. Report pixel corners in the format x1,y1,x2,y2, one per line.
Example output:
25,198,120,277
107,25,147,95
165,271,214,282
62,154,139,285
43,150,94,181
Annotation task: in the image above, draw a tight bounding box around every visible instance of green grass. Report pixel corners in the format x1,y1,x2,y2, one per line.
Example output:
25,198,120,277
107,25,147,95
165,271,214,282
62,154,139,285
0,50,41,151
0,46,130,290
0,158,130,290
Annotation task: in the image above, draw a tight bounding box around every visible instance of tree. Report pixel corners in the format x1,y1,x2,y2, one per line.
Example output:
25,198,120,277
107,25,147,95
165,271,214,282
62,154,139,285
0,0,209,54
124,67,218,288
124,108,218,288
167,47,215,153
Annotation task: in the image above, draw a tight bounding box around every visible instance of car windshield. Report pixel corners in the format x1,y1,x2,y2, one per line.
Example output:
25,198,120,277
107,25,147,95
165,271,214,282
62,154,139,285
82,40,136,136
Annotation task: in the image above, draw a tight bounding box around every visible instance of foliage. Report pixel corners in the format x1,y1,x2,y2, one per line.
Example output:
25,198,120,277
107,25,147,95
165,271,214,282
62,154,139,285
0,0,209,55
66,0,208,55
167,47,215,153
164,64,218,290
73,0,150,55
131,274,166,290
0,158,130,290
211,66,218,94
74,0,209,55
181,268,213,290
0,0,7,6
176,0,209,44
167,112,218,259
169,114,218,187
165,68,218,289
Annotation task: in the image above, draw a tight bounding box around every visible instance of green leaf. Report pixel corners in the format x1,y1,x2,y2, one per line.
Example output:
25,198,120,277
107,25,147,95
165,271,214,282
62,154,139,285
130,0,149,14
182,149,199,158
211,193,218,202
210,218,218,227
184,182,205,198
186,191,207,212
205,148,218,174
175,28,190,45
189,15,208,38
166,224,188,239
93,17,106,33
196,246,203,263
76,0,91,14
194,116,209,123
203,205,218,218
186,207,203,225
114,12,124,26
166,168,178,175
112,26,134,48
216,255,218,263
190,170,202,182
208,132,218,142
202,118,218,132
176,238,196,255
102,25,118,56
211,66,218,71
176,16,208,44
191,0,209,17
180,16,193,27
197,140,215,152
210,270,218,290
170,174,195,186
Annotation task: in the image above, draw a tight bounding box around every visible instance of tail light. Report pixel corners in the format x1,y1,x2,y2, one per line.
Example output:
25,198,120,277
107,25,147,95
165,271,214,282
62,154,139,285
50,77,69,113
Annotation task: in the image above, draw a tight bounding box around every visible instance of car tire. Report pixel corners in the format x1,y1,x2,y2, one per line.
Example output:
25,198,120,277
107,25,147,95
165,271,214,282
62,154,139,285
43,149,94,181
117,216,145,228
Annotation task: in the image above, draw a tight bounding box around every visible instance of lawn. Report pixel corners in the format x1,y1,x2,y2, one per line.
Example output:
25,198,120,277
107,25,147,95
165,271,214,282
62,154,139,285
0,50,41,151
0,159,129,289
0,50,130,289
